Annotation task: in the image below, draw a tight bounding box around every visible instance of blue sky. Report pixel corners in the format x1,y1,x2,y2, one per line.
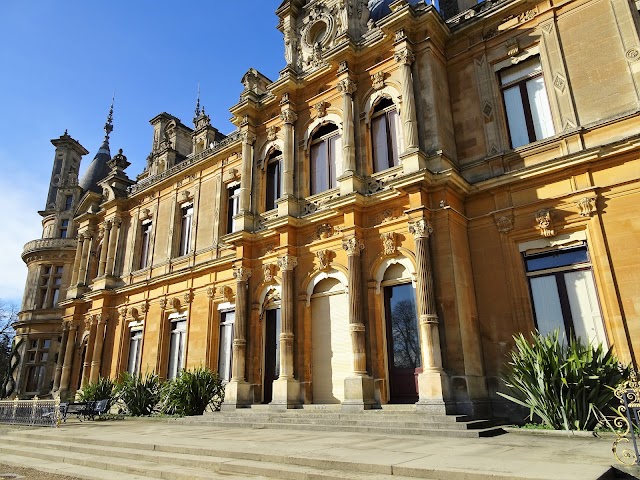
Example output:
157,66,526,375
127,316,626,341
0,1,285,304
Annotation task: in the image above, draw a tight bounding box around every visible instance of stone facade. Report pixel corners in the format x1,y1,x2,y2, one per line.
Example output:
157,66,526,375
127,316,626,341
11,0,640,418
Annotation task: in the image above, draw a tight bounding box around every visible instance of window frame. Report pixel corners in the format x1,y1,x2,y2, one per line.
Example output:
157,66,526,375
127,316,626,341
139,219,153,270
127,329,143,376
218,309,235,382
38,265,63,309
59,219,69,239
167,315,187,380
370,98,402,173
309,123,342,195
265,150,283,212
24,338,52,393
178,203,194,257
226,183,241,234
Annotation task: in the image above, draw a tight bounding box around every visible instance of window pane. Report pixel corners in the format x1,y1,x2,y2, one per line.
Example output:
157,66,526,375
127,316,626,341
530,275,566,339
372,115,389,173
311,143,328,194
329,134,342,185
219,323,233,382
265,160,280,211
388,283,421,369
526,76,555,141
503,86,530,148
525,247,588,272
388,109,402,167
500,58,541,85
564,271,607,347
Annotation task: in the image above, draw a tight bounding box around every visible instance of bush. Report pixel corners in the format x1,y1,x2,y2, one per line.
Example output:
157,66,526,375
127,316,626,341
115,372,161,416
78,377,115,404
161,368,225,416
499,331,629,431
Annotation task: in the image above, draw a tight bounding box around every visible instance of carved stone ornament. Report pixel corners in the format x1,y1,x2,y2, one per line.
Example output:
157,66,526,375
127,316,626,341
395,29,407,43
409,219,434,239
233,266,252,282
181,190,193,203
281,109,298,125
140,208,152,220
505,37,519,57
371,71,385,90
220,285,234,303
169,297,182,312
140,301,149,314
535,209,555,237
206,286,215,299
266,126,279,142
183,291,194,305
394,49,415,66
316,249,330,270
342,236,365,256
316,223,333,240
277,255,298,271
159,298,168,310
241,131,257,145
314,101,328,118
575,197,596,217
381,232,397,256
280,92,290,105
119,307,128,320
263,263,276,282
129,308,139,320
336,78,357,96
495,215,515,233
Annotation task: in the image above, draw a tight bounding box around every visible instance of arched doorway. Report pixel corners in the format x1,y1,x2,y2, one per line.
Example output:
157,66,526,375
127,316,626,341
311,277,350,403
381,262,421,403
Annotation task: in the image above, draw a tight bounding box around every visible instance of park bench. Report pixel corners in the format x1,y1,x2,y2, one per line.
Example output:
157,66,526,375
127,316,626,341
60,399,111,422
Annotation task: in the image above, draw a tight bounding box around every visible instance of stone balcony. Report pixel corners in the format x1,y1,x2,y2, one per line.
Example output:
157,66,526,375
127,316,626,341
21,238,77,259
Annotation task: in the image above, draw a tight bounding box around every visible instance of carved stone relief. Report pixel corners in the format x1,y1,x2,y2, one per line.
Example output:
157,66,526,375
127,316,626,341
575,197,596,217
535,209,555,237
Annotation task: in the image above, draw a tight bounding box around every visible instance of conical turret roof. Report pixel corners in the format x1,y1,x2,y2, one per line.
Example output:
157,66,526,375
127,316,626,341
79,100,114,194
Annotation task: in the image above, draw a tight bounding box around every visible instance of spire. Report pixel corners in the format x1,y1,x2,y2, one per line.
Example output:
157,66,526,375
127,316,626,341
194,84,201,124
104,94,115,140
79,96,116,194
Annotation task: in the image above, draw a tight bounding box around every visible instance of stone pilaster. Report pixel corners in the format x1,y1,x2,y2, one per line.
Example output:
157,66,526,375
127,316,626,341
236,131,256,231
70,235,84,286
89,314,107,383
59,322,77,398
52,322,69,392
80,315,96,389
278,107,298,217
97,222,111,277
223,265,253,409
409,219,451,413
105,218,121,276
336,77,363,195
77,232,92,286
341,237,377,410
271,255,301,409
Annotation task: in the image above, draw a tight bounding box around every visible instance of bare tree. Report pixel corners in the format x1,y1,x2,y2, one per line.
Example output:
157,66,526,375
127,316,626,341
390,300,421,369
0,300,18,396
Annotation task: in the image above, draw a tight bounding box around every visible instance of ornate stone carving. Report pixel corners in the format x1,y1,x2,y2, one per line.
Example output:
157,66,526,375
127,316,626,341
535,209,555,237
553,73,567,93
140,301,149,314
280,109,298,125
626,47,640,62
280,92,290,105
119,307,128,321
518,7,538,23
394,49,415,65
575,197,596,217
495,215,515,233
315,249,330,270
336,78,357,95
316,223,333,240
206,286,215,299
219,285,234,303
159,298,168,310
241,132,256,145
395,29,407,42
169,297,181,312
182,291,193,305
381,232,397,256
266,126,279,141
129,308,139,320
314,101,328,118
409,219,433,239
277,255,298,271
262,263,276,282
505,37,519,57
233,266,252,282
342,237,365,256
371,71,385,90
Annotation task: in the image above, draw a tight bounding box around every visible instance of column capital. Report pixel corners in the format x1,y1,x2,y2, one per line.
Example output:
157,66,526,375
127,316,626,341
342,236,365,256
277,255,298,271
394,48,415,66
336,78,357,96
241,131,257,145
409,219,433,239
280,109,298,125
82,231,93,240
103,220,113,231
233,265,252,283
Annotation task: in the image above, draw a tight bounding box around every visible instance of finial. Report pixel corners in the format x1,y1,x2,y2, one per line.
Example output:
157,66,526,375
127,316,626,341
104,94,115,140
64,129,68,136
194,84,201,124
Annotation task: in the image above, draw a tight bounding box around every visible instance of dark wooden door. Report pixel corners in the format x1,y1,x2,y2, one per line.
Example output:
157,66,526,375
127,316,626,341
263,309,281,403
384,283,421,403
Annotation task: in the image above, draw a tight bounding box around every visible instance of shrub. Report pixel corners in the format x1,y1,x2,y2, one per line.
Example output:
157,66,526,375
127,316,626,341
161,368,225,416
78,377,115,404
499,331,629,431
115,372,161,416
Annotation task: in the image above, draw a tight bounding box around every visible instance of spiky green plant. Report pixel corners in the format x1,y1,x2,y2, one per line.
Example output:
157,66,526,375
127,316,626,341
115,372,161,416
161,368,225,416
78,377,115,404
499,331,629,431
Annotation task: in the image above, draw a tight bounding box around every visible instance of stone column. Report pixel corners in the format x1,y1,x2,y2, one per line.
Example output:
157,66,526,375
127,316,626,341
52,322,69,392
280,109,297,197
341,237,376,410
239,132,256,214
89,314,107,383
77,232,92,285
70,235,84,286
409,219,451,413
105,218,121,276
336,78,357,173
97,222,111,277
80,316,96,389
223,266,253,409
59,322,78,397
271,255,300,409
394,48,419,151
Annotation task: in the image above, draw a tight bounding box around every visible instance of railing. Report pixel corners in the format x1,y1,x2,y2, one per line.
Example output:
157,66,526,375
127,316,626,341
0,397,62,427
612,368,640,466
22,238,77,258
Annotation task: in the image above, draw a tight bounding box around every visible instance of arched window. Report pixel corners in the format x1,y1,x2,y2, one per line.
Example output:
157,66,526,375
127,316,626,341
371,97,403,173
265,149,282,211
310,123,342,195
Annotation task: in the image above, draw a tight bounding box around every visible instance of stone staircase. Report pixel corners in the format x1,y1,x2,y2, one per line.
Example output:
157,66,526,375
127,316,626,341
176,404,506,438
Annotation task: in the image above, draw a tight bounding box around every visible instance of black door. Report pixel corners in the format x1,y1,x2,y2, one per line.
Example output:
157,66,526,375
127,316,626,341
263,309,281,403
384,283,421,403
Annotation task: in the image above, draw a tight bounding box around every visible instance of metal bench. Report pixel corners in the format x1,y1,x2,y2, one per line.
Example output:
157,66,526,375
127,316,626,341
60,399,111,422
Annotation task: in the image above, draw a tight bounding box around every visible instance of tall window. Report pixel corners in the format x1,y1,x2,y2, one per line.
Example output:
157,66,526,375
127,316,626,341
500,56,554,149
39,265,63,309
218,310,235,382
371,98,403,172
128,329,143,376
179,204,193,256
167,317,186,379
25,339,51,393
226,184,240,234
310,123,342,195
59,219,69,239
265,150,282,211
525,244,607,346
139,220,152,270
64,195,73,211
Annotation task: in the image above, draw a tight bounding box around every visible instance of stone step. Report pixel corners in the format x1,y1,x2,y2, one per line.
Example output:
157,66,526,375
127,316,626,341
0,434,425,480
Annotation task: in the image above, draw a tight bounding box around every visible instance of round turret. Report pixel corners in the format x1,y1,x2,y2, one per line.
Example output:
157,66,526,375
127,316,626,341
368,0,422,22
